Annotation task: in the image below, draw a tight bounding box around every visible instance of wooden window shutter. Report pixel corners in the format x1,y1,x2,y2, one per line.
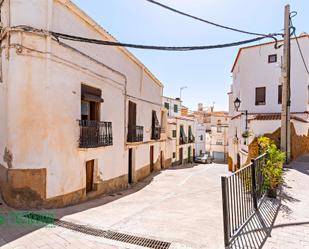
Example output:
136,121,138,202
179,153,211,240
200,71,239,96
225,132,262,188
278,85,282,104
255,87,266,105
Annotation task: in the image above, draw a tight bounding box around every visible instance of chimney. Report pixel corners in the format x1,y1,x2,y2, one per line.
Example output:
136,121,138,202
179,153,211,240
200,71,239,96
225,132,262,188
198,103,203,112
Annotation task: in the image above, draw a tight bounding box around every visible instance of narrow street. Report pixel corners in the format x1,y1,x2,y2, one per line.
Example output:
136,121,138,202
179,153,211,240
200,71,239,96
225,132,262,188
0,164,229,249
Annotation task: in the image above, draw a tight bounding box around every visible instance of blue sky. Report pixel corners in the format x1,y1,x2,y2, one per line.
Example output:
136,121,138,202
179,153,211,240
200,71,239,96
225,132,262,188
71,0,308,111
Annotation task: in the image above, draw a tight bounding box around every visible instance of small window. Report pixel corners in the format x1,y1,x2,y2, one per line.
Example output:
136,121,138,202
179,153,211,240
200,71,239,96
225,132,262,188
172,130,177,138
216,140,223,145
268,54,277,63
164,102,169,110
255,87,266,105
199,135,203,141
173,152,176,159
174,104,178,113
278,85,282,104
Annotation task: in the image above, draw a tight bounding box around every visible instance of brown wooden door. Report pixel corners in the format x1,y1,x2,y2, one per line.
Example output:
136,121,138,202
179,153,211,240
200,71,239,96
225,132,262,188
160,151,164,169
128,149,133,184
179,148,183,165
86,160,94,193
128,101,137,138
150,146,154,172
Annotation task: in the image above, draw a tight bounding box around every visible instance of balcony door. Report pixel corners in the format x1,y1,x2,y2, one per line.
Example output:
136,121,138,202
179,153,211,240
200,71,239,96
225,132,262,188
128,101,137,141
81,85,102,121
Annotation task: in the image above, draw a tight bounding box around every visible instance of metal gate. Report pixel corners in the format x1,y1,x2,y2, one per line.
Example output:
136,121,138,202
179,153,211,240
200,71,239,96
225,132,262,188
221,153,267,247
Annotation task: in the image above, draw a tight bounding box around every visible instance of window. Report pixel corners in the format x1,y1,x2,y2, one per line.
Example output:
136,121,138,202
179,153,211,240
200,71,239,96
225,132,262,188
217,126,222,133
268,54,277,63
173,152,176,159
200,150,203,155
255,87,266,105
199,135,203,141
164,102,169,110
278,85,282,104
216,140,223,145
81,84,103,121
174,104,178,113
172,130,177,138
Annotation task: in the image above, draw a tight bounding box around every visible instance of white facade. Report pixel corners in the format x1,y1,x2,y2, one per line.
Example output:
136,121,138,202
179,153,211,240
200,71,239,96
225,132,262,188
228,35,309,170
163,97,196,165
195,124,207,156
163,96,182,118
0,0,166,208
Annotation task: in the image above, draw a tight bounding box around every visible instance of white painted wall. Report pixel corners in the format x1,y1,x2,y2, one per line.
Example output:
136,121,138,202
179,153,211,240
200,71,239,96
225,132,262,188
1,0,163,199
162,96,182,118
195,124,206,156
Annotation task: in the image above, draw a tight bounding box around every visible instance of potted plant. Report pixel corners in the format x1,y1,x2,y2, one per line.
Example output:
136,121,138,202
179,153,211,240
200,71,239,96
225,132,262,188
258,137,286,198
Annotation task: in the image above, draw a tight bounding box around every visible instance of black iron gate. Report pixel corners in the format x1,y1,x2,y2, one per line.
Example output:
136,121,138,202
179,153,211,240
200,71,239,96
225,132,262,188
221,154,267,247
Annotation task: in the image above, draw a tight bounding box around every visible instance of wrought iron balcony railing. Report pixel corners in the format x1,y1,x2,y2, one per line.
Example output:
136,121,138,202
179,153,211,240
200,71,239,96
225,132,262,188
180,135,188,145
79,120,113,148
127,125,144,143
151,127,161,140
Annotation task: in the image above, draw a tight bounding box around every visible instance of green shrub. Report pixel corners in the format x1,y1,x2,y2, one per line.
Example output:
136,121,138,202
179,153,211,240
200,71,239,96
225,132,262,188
258,137,286,190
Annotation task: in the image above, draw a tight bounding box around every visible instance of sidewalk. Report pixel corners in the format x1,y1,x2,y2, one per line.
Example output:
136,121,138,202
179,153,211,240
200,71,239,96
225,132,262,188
262,155,309,249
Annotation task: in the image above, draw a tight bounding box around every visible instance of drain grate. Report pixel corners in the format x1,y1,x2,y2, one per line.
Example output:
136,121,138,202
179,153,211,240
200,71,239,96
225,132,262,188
24,213,171,249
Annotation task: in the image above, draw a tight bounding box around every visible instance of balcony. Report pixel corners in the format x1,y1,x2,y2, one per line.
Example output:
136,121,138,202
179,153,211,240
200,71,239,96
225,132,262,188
180,135,188,145
79,120,113,148
127,125,144,143
188,136,195,143
151,127,161,140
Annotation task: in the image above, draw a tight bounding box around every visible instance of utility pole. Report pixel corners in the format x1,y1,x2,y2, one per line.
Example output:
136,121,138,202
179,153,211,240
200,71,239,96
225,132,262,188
281,4,291,164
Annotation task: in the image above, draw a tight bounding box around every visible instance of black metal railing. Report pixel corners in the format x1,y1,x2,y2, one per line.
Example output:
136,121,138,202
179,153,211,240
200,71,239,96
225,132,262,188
188,136,195,143
180,135,188,145
79,120,113,148
221,153,267,247
151,127,161,140
127,125,144,143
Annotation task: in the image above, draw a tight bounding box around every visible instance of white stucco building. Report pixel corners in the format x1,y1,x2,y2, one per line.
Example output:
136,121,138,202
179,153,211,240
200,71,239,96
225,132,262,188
195,124,207,156
163,97,196,165
193,104,229,162
228,35,309,171
0,0,168,208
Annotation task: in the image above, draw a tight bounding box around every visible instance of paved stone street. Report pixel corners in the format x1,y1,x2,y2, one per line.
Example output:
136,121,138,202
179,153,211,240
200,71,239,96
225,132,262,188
262,155,309,249
0,163,230,249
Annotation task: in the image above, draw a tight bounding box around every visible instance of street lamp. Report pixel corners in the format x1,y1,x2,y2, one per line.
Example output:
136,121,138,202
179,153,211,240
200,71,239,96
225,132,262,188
179,86,187,100
234,97,249,144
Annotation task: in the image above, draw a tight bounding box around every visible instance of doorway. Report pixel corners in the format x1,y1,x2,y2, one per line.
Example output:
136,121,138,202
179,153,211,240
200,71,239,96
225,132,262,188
128,148,133,184
150,146,154,172
160,150,164,169
188,146,191,163
237,153,241,170
179,148,183,165
86,160,94,193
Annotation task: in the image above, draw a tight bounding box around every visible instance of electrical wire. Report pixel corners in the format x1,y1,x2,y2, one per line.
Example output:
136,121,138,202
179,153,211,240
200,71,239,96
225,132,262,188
145,0,283,38
14,25,277,52
290,16,309,75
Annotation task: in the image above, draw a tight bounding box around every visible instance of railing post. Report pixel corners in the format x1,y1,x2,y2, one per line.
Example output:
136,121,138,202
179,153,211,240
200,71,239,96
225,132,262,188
251,159,258,210
221,176,230,247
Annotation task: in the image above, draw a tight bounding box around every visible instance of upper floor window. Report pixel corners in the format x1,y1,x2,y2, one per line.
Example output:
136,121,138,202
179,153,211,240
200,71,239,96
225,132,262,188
216,140,223,145
164,102,169,110
174,104,178,113
278,85,282,104
81,84,103,121
172,130,177,138
255,87,266,105
268,54,277,63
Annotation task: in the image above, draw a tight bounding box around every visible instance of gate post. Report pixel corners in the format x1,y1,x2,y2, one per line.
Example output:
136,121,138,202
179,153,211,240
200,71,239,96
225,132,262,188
221,177,229,247
251,159,258,210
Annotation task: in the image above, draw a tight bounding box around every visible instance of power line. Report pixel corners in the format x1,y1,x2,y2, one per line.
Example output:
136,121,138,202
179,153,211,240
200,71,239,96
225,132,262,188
15,25,276,52
290,17,309,75
145,0,282,37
